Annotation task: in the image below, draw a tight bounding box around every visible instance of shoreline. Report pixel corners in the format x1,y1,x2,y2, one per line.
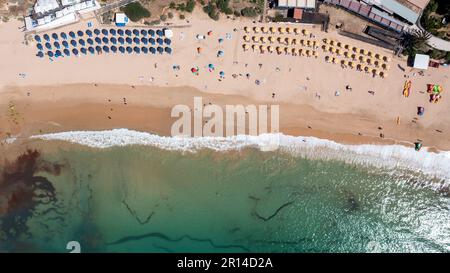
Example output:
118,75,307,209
1,83,447,150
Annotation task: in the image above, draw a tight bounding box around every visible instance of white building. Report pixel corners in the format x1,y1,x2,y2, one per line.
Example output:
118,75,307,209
24,0,100,32
413,54,430,70
277,0,316,9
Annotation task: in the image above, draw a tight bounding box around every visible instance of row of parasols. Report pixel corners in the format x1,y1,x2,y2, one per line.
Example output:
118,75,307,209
34,28,168,43
322,47,390,68
36,36,171,51
243,35,319,48
322,39,391,62
243,26,311,36
36,46,172,58
242,44,319,57
324,56,388,78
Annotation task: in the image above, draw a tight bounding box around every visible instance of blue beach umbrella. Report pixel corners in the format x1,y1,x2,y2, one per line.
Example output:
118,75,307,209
148,38,155,45
47,51,54,57
217,50,224,57
141,29,148,36
81,47,87,55
95,37,101,44
165,47,172,54
54,41,60,49
36,43,43,50
133,46,140,54
62,40,69,48
219,71,225,77
156,38,163,45
34,35,41,42
52,33,58,40
110,28,117,36
133,29,139,36
119,46,125,53
133,37,140,44
72,48,79,56
164,38,171,45
110,37,117,44
45,42,52,50
77,30,84,37
70,39,77,47
94,28,100,35
86,29,93,37
149,47,156,54
157,46,163,54
118,37,125,44
88,46,95,54
141,37,148,45
95,45,102,53
102,37,109,44
126,37,132,44
126,46,132,54
148,29,155,37
111,45,117,53
69,31,76,38
63,48,70,56
125,29,132,36
102,45,109,53
60,32,67,40
101,29,108,36
87,38,94,45
117,29,124,36
79,39,85,46
36,51,44,58
55,50,62,57
43,34,50,41
156,29,163,37
141,46,148,54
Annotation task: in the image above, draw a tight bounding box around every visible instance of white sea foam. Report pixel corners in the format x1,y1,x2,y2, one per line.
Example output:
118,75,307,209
30,128,450,181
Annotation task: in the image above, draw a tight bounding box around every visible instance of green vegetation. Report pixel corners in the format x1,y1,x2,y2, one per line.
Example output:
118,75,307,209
401,29,431,57
420,0,450,41
172,0,196,13
120,2,151,22
203,2,220,20
240,7,258,17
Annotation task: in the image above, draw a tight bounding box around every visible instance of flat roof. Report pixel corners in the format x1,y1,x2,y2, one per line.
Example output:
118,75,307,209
278,0,316,8
413,54,429,70
376,0,420,23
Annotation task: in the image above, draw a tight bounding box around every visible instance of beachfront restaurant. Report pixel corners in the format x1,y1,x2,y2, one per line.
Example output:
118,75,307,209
24,0,100,32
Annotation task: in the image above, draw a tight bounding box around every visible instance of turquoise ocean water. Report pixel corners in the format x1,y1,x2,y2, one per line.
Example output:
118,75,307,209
1,141,449,253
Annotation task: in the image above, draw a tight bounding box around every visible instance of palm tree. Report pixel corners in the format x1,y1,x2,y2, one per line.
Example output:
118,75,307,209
401,29,431,56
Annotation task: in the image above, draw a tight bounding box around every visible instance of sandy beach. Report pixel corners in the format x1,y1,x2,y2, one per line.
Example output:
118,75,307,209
1,9,449,152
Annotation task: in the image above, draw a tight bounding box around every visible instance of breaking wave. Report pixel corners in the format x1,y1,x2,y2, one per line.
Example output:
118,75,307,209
30,129,450,181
